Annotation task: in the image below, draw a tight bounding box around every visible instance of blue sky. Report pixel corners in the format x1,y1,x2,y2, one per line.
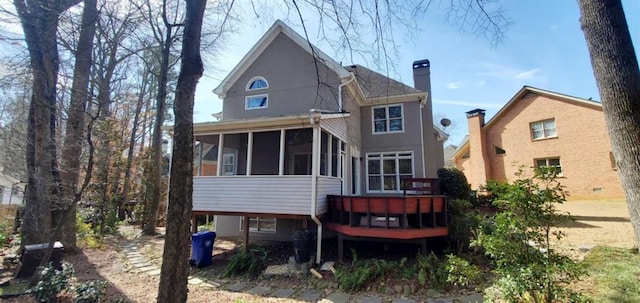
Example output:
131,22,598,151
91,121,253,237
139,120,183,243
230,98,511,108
194,0,640,146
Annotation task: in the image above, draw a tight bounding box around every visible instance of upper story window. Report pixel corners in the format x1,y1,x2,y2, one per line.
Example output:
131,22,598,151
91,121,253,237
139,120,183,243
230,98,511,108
245,95,268,109
372,104,404,134
246,77,269,91
530,118,557,140
245,77,269,110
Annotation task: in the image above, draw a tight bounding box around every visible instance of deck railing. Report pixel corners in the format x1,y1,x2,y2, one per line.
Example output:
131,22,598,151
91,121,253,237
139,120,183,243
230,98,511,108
327,194,447,230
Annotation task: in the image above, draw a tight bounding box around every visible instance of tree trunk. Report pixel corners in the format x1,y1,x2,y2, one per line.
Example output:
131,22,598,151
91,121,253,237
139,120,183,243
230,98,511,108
142,11,173,236
15,0,81,245
578,0,640,250
120,81,147,220
156,1,205,302
60,0,98,250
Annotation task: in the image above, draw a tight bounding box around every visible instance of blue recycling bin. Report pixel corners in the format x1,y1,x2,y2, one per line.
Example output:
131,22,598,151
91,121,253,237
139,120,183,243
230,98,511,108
190,231,216,268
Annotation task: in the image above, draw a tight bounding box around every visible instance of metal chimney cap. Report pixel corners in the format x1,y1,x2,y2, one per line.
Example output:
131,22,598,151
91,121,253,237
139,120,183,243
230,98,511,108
412,59,430,69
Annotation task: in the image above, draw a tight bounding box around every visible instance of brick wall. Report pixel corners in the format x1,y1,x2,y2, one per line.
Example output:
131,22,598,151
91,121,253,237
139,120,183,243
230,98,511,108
460,92,623,200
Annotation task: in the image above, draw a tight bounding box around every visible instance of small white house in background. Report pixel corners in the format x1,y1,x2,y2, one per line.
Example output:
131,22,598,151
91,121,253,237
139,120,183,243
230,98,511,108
0,172,25,205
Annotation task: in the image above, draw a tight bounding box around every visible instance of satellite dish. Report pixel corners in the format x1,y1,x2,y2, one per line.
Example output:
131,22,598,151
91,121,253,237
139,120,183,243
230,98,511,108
440,118,452,127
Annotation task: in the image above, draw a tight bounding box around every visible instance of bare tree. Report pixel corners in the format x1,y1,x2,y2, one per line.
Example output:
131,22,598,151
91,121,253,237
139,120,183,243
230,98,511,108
156,0,206,301
59,0,98,250
578,0,640,250
13,0,81,245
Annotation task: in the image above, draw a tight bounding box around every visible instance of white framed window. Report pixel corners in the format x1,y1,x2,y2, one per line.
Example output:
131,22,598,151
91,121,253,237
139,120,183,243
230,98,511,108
535,157,562,176
366,152,413,193
530,118,557,140
245,94,268,109
240,217,276,233
222,152,236,175
246,76,269,91
372,104,404,134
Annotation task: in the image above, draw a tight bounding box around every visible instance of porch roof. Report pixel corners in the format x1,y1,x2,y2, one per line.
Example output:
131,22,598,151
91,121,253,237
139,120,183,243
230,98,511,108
190,112,350,134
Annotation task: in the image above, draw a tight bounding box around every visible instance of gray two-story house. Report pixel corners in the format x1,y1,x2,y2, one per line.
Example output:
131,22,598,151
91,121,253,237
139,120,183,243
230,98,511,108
190,20,447,261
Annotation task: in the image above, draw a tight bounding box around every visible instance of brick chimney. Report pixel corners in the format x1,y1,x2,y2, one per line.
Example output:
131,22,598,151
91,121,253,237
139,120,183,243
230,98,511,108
466,109,490,188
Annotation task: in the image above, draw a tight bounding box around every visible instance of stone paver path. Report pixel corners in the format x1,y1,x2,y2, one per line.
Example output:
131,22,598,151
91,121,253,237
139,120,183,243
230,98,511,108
122,239,482,303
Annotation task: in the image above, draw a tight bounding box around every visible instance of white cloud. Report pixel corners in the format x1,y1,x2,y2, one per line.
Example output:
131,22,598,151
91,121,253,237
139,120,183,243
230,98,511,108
475,62,542,81
514,68,541,80
433,98,502,109
446,82,461,90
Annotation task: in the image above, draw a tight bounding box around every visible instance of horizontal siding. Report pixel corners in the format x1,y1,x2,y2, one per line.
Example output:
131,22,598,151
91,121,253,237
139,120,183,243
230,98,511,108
193,176,312,215
321,118,347,141
316,176,342,214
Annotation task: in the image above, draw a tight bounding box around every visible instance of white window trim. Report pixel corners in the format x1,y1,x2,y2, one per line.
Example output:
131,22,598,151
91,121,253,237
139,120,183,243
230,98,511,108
222,152,237,176
245,76,269,91
535,157,563,176
245,94,268,110
239,217,277,233
530,118,557,140
365,151,414,193
371,104,405,135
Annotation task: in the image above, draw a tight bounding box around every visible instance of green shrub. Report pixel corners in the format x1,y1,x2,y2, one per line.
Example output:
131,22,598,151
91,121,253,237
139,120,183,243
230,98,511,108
0,219,15,248
30,262,74,303
474,166,584,303
74,280,108,303
335,251,413,291
222,245,267,278
416,252,447,290
447,198,481,254
444,254,483,289
437,167,471,199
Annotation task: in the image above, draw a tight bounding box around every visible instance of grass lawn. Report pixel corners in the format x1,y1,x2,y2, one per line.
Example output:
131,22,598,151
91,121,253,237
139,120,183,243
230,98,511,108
580,246,640,303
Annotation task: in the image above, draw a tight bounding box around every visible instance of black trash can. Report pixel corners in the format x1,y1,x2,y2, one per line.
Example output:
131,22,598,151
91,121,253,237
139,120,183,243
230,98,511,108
16,241,64,279
190,231,216,268
293,229,313,263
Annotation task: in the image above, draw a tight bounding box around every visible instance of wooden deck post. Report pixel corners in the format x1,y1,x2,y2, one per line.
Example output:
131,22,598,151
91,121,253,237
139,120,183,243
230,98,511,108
192,214,198,234
243,216,250,253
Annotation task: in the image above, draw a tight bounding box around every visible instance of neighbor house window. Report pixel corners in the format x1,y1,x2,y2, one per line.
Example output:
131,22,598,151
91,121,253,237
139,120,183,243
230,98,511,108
245,95,268,109
367,152,413,192
240,217,276,233
372,104,403,134
535,157,562,176
530,118,557,140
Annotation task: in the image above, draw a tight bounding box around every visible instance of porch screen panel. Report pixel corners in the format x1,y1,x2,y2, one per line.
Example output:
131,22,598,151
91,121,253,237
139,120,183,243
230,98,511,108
284,128,313,175
222,133,248,175
251,131,280,175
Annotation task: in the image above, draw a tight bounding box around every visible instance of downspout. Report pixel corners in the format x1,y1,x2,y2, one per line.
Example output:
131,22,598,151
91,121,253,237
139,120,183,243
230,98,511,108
419,98,426,178
338,73,356,112
310,118,322,264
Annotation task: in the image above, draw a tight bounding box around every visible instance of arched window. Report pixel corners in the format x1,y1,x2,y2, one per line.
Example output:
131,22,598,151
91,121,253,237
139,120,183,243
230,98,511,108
246,77,268,91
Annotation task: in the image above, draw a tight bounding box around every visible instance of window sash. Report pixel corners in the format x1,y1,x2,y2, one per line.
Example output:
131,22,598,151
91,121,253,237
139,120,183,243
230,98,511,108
240,217,276,233
373,105,403,133
531,119,556,140
246,95,268,109
366,152,413,192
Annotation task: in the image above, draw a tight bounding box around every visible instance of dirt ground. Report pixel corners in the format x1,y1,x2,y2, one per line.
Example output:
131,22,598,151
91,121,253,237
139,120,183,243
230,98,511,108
1,199,635,302
554,199,636,258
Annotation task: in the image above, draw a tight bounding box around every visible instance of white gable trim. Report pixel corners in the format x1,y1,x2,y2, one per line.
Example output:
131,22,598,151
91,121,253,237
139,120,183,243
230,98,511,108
213,20,351,98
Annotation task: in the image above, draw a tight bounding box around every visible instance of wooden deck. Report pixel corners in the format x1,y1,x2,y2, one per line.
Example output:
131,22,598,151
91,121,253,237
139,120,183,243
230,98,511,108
325,178,448,260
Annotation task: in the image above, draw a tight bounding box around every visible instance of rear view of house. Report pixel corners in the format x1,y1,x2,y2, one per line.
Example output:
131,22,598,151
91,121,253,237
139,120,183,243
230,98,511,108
188,20,447,261
452,86,623,199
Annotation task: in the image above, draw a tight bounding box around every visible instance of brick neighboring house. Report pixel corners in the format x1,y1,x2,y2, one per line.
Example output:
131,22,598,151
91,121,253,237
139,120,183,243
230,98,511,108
452,86,624,199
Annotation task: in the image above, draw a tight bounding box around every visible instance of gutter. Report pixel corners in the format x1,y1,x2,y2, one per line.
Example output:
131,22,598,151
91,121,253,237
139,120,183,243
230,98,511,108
338,73,356,111
309,118,322,264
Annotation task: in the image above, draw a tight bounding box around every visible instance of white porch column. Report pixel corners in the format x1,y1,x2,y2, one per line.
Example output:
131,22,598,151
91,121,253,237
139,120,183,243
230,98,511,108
327,133,332,177
246,132,253,175
217,134,224,176
197,140,203,176
279,129,286,175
